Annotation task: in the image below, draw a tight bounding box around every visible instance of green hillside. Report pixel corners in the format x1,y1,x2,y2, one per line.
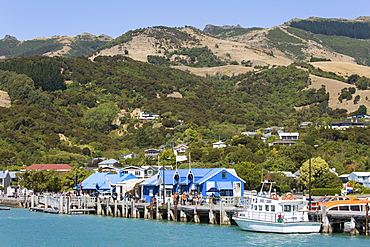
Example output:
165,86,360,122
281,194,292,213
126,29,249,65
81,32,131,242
1,55,370,187
285,26,370,66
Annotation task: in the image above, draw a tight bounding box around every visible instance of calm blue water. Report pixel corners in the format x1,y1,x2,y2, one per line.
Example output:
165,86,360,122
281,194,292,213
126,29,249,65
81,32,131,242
0,208,369,247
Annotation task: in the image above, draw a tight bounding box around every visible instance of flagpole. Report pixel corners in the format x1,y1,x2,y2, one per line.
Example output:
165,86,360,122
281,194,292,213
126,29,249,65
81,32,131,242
189,152,191,170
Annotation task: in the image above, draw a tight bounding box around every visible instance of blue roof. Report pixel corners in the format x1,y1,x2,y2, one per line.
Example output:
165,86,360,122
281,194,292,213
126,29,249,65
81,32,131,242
140,173,160,186
140,168,245,187
81,172,137,190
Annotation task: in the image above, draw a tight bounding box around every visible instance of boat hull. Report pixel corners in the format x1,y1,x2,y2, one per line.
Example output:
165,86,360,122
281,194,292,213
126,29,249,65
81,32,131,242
233,217,321,234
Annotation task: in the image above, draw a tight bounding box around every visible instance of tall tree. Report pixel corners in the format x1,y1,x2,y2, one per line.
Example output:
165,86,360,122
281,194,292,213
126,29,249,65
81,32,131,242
299,157,329,187
81,102,120,133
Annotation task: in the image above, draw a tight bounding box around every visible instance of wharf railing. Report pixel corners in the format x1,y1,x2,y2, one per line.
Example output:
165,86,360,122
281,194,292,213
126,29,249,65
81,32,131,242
201,196,250,207
36,196,97,213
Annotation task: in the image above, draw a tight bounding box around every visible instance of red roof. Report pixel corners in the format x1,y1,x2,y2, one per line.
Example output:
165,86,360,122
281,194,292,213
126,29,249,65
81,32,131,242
25,164,72,173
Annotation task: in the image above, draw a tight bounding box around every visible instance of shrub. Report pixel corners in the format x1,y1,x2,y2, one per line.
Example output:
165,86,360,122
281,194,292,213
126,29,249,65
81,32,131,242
311,188,341,196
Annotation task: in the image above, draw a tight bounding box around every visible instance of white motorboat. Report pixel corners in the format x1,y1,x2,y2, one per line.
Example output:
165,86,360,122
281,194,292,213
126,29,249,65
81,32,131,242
233,181,321,234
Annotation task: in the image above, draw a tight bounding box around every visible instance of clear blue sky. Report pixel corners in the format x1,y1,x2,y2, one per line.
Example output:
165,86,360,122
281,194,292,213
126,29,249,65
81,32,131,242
1,0,369,40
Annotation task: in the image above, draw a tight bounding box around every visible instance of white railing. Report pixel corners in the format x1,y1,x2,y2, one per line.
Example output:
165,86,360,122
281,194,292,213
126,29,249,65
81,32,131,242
236,211,310,223
38,196,97,211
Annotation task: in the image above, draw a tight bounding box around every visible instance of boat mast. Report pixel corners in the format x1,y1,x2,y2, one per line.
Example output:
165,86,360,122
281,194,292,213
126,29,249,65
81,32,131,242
259,180,275,196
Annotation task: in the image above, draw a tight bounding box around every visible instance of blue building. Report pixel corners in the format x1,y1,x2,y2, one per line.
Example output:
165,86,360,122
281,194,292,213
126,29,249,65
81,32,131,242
81,172,138,193
140,168,245,203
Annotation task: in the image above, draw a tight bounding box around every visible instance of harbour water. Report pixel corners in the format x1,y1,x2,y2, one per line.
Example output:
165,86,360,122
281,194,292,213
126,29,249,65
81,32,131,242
1,208,369,247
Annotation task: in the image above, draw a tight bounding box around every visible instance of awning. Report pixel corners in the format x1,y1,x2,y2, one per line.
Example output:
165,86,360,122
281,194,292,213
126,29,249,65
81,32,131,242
116,179,145,192
217,181,233,190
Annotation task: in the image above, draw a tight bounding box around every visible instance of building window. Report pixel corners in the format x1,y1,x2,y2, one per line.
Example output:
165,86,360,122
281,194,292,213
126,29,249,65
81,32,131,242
222,172,226,178
148,170,153,175
135,171,140,176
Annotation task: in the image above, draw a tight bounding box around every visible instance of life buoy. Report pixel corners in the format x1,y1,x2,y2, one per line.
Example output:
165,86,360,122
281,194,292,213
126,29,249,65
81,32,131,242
270,193,279,200
282,193,297,200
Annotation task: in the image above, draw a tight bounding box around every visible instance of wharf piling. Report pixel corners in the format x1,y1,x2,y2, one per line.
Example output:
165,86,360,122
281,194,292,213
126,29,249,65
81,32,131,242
22,195,244,226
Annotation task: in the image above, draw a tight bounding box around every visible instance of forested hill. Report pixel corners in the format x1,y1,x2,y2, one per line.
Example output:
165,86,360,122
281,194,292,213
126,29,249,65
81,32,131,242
1,54,370,191
0,33,112,59
0,55,340,167
287,17,370,39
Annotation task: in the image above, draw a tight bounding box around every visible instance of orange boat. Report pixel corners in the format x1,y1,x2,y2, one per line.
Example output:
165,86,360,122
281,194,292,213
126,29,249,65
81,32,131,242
317,196,360,207
318,196,370,212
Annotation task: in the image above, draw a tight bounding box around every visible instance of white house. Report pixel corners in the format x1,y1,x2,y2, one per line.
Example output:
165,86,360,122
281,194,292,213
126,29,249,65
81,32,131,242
98,159,122,168
137,112,159,120
212,141,227,149
300,122,313,128
269,171,297,178
173,144,189,154
121,166,146,179
122,153,137,160
347,114,370,119
278,132,299,140
347,172,370,188
331,119,369,130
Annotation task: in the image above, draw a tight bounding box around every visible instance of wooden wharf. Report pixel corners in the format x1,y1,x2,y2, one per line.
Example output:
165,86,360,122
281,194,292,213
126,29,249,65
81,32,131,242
3,195,370,235
23,195,248,225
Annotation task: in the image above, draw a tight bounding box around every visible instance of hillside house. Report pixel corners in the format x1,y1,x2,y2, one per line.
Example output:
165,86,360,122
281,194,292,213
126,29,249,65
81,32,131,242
269,171,297,178
331,119,369,130
261,127,284,133
173,144,189,154
278,132,299,140
347,172,370,188
24,164,72,173
347,114,370,119
144,149,162,158
339,174,350,183
121,166,145,179
137,112,159,120
98,159,121,168
300,122,313,128
212,141,227,149
269,140,296,146
121,153,137,160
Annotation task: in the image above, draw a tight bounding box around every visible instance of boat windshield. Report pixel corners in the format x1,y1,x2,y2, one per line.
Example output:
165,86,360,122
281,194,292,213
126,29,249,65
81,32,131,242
318,197,332,202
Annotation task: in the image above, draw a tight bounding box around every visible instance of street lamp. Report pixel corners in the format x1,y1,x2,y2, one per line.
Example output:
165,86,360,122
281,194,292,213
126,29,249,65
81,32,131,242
162,162,165,205
308,145,318,211
160,156,172,205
